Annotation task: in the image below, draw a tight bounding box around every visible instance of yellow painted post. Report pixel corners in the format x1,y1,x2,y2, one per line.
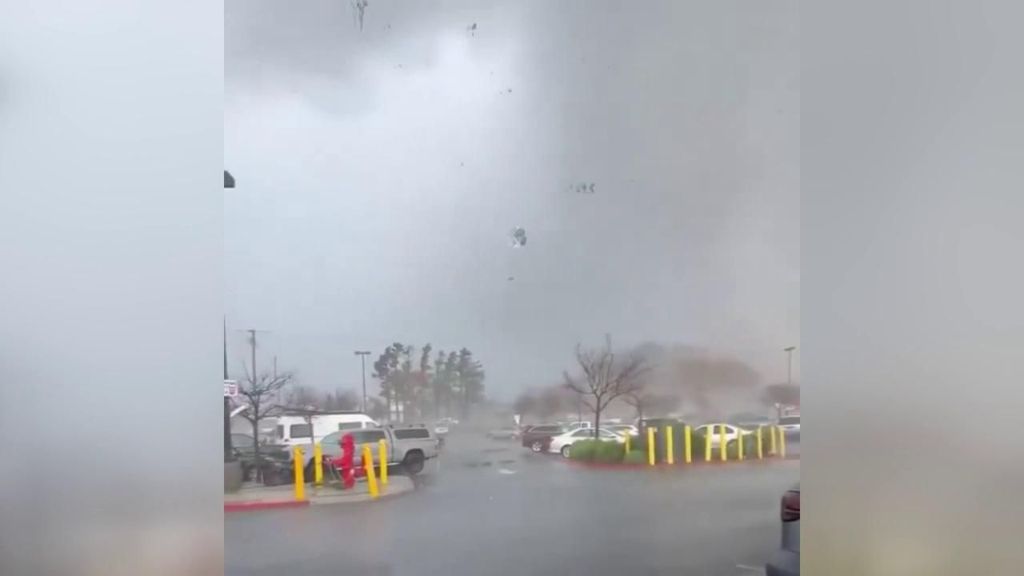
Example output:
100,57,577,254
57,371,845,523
737,430,744,461
770,425,778,456
313,443,323,485
704,426,712,462
779,427,787,459
647,427,656,466
719,425,727,461
362,445,379,499
378,439,388,486
293,446,305,501
684,426,692,464
756,426,764,460
624,432,631,454
666,426,674,465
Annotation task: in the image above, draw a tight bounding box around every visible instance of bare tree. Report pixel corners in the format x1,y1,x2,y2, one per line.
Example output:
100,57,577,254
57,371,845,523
237,368,293,481
563,336,648,436
623,390,681,423
285,385,321,410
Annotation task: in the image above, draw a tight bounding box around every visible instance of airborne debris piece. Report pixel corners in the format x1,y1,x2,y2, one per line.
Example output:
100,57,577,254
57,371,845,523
569,182,596,194
507,276,515,282
509,227,527,248
352,0,369,31
467,23,477,36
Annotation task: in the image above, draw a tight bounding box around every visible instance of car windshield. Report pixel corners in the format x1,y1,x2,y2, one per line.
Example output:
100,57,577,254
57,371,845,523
225,3,799,574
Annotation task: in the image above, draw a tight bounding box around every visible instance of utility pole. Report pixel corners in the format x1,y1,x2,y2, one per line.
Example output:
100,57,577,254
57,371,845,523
782,346,796,420
354,351,372,414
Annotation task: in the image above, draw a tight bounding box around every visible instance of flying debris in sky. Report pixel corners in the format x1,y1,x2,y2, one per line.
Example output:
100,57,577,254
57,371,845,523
569,182,596,194
352,0,368,31
509,227,527,248
467,23,477,36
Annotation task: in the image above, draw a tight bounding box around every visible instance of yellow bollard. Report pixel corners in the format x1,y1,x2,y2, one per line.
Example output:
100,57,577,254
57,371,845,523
704,426,712,462
313,443,323,485
362,445,379,499
378,439,388,487
293,446,305,501
647,427,656,466
737,430,744,460
684,426,692,464
770,425,778,456
756,426,764,460
779,426,787,459
624,432,631,454
719,425,727,461
665,426,674,465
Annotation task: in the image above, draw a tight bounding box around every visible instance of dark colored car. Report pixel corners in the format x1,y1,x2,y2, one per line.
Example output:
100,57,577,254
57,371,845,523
765,484,800,576
486,426,520,440
230,433,291,485
637,417,686,429
520,424,566,453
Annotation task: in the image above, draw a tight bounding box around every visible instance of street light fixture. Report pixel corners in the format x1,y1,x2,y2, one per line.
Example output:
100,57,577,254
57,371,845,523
354,351,372,414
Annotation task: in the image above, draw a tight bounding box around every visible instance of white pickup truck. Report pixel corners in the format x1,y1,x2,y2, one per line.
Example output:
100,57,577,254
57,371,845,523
300,425,441,476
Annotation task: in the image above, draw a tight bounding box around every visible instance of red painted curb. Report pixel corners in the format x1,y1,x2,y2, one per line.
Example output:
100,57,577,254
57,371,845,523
564,455,798,470
224,499,310,512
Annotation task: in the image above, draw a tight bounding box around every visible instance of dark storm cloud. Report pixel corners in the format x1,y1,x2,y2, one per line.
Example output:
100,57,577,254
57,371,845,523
225,0,799,401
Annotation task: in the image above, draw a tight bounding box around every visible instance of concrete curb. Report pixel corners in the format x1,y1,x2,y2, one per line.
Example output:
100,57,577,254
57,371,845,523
224,476,415,513
224,499,310,512
564,455,799,471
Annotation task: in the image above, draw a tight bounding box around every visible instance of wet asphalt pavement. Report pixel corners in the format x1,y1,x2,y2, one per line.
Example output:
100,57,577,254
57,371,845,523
226,431,800,576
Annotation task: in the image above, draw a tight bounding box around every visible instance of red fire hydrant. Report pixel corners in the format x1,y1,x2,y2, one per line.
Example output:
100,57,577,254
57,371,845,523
339,433,356,489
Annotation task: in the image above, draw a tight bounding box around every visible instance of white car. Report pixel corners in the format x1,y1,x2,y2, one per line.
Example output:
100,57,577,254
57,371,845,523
693,423,754,447
548,427,624,458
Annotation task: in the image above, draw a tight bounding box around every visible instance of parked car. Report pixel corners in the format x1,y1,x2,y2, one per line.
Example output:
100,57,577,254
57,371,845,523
778,415,801,433
230,433,291,485
520,424,567,453
548,427,625,458
308,425,440,477
765,484,800,575
486,426,520,440
637,417,686,430
272,412,379,450
693,423,754,447
606,424,639,437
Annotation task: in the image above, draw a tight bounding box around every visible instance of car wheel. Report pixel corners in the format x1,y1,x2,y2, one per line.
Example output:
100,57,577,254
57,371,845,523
403,451,425,475
561,445,572,458
530,440,543,453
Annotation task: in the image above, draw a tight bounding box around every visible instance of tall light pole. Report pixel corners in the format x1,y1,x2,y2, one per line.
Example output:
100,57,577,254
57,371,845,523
784,346,796,387
355,351,372,413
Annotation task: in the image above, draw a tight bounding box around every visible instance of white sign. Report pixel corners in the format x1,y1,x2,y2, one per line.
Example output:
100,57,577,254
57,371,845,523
513,414,521,426
224,380,238,398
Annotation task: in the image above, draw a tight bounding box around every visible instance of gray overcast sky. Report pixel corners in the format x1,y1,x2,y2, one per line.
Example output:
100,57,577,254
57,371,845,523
224,0,799,401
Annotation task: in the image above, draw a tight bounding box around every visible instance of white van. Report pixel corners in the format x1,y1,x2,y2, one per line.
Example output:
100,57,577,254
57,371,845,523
273,412,379,450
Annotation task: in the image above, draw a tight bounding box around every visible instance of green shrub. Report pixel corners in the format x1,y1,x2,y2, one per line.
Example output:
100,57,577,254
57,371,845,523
593,441,625,463
568,439,601,461
623,450,647,465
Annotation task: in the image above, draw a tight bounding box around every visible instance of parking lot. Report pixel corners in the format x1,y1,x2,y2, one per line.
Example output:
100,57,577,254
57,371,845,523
226,430,799,576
